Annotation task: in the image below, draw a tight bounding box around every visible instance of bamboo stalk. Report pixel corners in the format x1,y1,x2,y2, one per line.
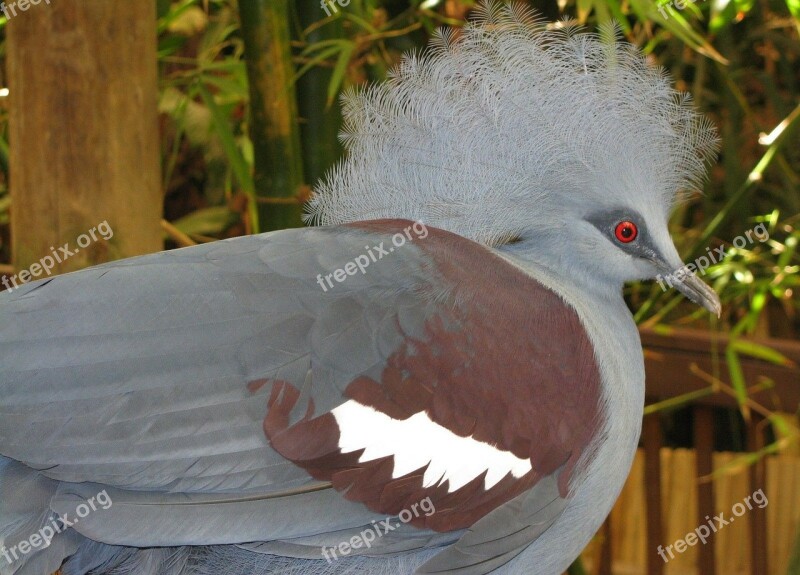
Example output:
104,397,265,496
238,0,304,232
294,0,344,189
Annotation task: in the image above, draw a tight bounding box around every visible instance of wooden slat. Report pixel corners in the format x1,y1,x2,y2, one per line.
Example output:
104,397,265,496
748,415,769,575
598,517,612,575
640,326,800,410
6,0,162,274
694,406,717,574
643,413,664,575
586,448,800,574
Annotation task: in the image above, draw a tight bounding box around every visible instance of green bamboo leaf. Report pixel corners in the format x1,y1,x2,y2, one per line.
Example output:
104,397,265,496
777,233,797,268
418,9,470,27
729,339,797,367
651,324,676,336
197,83,256,212
328,42,356,106
661,14,727,64
170,206,240,238
629,0,728,63
725,344,749,413
769,413,792,437
301,39,350,55
158,36,187,59
198,60,247,74
201,74,247,101
786,0,800,19
644,386,717,414
711,437,787,477
731,289,767,336
295,45,347,82
160,89,190,191
342,13,382,34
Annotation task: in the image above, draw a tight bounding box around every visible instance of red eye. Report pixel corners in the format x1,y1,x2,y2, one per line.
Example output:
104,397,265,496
615,221,638,243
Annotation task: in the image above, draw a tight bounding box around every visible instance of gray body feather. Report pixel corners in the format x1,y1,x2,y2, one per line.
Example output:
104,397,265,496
0,221,641,575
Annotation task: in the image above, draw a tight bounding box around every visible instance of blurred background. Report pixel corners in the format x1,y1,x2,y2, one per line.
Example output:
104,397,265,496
0,1,797,573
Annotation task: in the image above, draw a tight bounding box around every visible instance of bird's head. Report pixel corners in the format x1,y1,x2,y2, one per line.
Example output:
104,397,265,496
306,2,721,315
580,203,721,316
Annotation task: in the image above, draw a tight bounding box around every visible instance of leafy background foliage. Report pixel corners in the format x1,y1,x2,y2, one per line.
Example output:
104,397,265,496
144,0,800,332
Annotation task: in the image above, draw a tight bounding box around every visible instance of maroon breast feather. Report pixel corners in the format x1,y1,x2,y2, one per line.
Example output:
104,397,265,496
262,220,604,533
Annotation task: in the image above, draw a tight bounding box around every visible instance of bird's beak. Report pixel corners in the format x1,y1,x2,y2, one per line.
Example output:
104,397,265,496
653,260,722,318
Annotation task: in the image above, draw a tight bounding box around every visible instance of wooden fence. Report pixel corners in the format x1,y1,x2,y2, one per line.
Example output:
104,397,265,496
579,326,800,575
581,448,799,574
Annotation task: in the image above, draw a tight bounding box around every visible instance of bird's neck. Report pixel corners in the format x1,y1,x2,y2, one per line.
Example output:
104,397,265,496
494,246,623,310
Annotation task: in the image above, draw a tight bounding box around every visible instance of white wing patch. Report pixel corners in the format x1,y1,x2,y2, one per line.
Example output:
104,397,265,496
331,400,532,493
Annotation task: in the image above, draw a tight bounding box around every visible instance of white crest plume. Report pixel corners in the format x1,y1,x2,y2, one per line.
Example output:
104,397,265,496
305,1,718,247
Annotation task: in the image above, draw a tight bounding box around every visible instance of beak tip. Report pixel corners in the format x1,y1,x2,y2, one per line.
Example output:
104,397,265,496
701,288,722,318
659,264,721,318
694,288,721,318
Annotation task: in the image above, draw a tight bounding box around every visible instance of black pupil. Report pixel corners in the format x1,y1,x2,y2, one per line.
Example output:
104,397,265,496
620,225,633,238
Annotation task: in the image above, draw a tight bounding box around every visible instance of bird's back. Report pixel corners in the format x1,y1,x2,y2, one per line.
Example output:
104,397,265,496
0,220,609,575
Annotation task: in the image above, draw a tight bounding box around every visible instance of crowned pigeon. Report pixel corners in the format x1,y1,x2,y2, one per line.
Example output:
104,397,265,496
0,4,721,575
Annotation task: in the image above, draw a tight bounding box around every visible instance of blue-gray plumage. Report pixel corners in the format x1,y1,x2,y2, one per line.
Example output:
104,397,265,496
0,3,721,574
1,222,586,574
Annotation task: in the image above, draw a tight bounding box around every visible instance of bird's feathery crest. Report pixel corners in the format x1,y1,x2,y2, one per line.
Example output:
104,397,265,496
305,1,718,247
